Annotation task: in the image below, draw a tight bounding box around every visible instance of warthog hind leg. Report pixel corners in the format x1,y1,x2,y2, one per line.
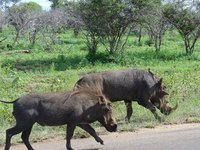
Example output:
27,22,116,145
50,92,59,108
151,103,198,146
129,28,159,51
125,101,133,122
5,126,23,150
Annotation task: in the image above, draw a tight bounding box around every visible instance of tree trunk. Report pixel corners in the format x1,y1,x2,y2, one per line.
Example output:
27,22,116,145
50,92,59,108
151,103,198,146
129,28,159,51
184,37,192,55
154,35,161,52
12,30,19,46
29,30,37,46
109,40,115,55
138,26,142,44
87,35,98,57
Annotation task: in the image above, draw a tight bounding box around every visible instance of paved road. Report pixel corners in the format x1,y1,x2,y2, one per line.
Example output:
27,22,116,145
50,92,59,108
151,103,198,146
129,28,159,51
2,123,200,150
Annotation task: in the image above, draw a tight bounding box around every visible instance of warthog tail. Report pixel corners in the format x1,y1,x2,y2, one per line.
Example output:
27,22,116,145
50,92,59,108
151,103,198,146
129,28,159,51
0,98,19,104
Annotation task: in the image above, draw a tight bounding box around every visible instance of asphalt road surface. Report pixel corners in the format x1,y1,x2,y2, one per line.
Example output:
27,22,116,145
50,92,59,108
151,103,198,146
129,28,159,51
2,123,200,150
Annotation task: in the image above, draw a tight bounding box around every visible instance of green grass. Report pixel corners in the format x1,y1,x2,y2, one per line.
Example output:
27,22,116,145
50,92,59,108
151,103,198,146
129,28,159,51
0,29,200,145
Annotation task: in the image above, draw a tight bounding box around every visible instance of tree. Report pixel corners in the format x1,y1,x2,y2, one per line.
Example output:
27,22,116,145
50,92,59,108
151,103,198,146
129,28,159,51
130,0,162,44
99,1,134,55
76,0,134,56
76,0,104,56
7,2,42,45
0,11,5,31
163,0,200,54
29,8,82,47
48,1,82,37
29,10,65,46
144,5,170,51
130,0,169,51
0,10,6,38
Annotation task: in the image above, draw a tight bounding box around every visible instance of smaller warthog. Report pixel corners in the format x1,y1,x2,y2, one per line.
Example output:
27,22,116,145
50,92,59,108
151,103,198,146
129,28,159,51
0,86,117,150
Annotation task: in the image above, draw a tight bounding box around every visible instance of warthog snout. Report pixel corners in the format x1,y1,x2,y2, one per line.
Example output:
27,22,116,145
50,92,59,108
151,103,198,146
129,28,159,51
106,123,117,132
111,123,117,132
101,116,117,132
160,102,178,115
109,117,117,132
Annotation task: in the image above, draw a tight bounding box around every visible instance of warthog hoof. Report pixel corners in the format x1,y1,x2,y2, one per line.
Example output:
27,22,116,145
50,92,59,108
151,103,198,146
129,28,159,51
96,137,104,145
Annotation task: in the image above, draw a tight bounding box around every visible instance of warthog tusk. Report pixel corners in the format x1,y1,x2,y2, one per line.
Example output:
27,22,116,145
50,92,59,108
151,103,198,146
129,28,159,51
171,101,179,111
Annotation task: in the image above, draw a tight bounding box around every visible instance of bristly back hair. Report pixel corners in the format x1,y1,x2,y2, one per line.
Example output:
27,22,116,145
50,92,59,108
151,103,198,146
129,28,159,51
65,83,107,104
73,82,103,96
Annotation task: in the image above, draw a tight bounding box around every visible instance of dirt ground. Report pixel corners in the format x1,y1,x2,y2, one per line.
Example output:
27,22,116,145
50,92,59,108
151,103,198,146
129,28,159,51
1,123,200,150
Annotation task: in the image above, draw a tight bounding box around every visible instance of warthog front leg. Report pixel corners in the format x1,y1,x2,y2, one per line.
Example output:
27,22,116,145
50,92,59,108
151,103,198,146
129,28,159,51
66,124,76,150
78,124,104,145
145,100,161,121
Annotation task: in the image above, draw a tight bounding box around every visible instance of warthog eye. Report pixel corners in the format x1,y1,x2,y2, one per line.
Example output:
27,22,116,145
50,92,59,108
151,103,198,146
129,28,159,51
108,103,112,108
102,105,110,112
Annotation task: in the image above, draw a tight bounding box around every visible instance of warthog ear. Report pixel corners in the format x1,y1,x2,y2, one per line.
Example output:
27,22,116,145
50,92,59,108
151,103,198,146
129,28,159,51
155,78,163,88
98,95,106,105
98,96,110,112
158,78,163,86
148,68,154,76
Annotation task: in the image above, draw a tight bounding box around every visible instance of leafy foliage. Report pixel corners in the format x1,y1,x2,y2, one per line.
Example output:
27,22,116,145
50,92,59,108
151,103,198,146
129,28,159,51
163,1,200,54
76,0,134,56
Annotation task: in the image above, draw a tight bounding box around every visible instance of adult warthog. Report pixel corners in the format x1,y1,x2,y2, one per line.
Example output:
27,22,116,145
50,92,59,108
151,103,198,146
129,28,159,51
75,69,178,121
0,86,117,150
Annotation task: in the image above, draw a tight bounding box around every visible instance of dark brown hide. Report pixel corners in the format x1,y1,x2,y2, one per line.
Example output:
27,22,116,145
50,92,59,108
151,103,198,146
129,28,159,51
75,69,177,121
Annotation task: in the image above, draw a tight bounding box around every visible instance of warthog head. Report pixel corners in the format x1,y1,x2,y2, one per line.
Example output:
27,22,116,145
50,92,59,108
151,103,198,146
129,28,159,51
97,95,117,132
151,78,178,115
